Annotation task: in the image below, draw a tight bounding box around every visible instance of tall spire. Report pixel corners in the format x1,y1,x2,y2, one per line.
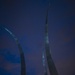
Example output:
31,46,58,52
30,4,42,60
42,51,48,75
44,2,58,75
0,26,26,75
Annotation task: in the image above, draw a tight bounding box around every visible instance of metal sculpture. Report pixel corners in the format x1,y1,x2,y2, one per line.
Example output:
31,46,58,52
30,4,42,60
42,51,48,75
0,26,26,75
44,2,58,75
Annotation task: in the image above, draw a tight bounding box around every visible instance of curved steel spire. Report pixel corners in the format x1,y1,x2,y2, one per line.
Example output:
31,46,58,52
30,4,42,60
42,51,48,75
44,2,58,75
0,26,26,75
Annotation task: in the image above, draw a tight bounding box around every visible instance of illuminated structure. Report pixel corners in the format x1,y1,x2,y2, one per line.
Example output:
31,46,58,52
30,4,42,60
44,3,58,75
0,26,26,75
42,51,48,75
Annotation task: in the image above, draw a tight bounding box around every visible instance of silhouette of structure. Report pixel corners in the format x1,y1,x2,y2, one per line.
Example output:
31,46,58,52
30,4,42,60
0,26,26,75
44,2,58,75
42,51,48,75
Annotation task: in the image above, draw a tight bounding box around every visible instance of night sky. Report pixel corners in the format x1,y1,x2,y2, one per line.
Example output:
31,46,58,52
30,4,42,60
0,0,75,75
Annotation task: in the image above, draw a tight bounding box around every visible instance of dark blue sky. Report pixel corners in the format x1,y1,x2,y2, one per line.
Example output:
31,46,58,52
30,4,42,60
0,0,75,75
